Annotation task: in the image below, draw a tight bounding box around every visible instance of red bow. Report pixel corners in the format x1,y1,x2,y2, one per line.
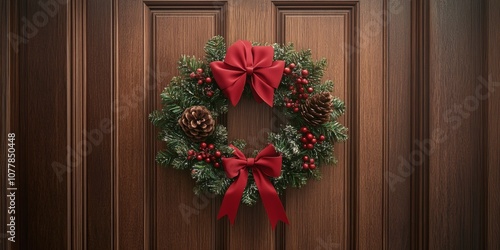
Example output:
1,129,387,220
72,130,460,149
209,40,285,106
218,144,289,229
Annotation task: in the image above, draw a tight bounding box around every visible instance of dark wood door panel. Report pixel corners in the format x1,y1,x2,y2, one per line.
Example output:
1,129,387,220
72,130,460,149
149,5,225,250
274,3,354,249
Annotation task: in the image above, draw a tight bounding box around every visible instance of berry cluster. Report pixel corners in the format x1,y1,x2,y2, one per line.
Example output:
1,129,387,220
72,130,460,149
302,155,316,170
187,142,222,168
299,126,325,150
283,63,314,112
190,68,214,97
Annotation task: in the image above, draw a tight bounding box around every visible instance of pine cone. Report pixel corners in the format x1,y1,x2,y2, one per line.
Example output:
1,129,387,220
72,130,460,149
178,106,215,141
300,92,334,126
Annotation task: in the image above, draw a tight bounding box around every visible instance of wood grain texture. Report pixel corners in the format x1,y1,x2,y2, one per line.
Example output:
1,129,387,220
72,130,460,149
357,0,384,249
11,0,500,249
224,0,277,249
116,0,146,248
487,0,500,248
150,6,223,250
410,0,429,249
386,0,412,249
1,1,12,249
69,0,87,249
274,3,353,249
86,0,114,249
3,2,20,250
429,0,485,248
16,0,70,249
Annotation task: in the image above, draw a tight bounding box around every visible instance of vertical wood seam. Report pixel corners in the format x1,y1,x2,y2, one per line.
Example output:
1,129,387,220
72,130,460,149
144,5,155,250
382,0,389,248
1,0,13,249
410,0,429,249
112,0,119,248
69,0,87,249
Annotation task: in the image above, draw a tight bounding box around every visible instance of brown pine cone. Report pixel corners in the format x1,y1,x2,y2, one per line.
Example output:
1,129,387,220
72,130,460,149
300,92,334,126
178,106,215,141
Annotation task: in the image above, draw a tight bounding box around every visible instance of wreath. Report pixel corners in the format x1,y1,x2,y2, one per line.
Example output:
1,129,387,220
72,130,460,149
150,36,347,227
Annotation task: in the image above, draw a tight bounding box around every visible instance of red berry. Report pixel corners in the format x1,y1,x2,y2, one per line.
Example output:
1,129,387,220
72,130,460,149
289,63,296,69
206,91,214,97
214,162,220,168
303,144,307,149
187,156,192,160
306,133,314,140
319,135,326,141
200,142,207,149
302,79,309,85
303,94,309,99
311,138,317,144
302,163,309,169
299,87,305,93
284,67,291,74
302,69,309,76
196,155,203,161
196,68,203,73
289,85,295,90
211,156,216,162
296,78,303,84
292,90,297,95
309,164,316,169
208,144,215,150
190,72,196,79
197,79,203,85
293,107,299,113
301,137,308,143
309,158,315,164
205,77,212,83
298,94,303,99
303,156,309,162
307,144,314,150
286,102,292,108
215,151,222,158
307,87,314,93
205,158,211,163
300,127,309,133
188,150,195,156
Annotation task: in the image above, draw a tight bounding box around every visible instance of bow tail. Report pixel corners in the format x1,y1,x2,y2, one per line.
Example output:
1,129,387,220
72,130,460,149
217,170,248,224
253,170,289,229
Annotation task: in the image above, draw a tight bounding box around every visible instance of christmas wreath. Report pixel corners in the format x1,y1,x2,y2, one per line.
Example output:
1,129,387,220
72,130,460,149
150,36,347,227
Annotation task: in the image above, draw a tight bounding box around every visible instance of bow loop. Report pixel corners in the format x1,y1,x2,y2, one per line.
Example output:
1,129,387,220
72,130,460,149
210,40,284,106
217,144,289,229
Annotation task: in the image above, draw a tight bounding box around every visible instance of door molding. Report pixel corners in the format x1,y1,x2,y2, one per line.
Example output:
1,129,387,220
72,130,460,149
410,0,429,249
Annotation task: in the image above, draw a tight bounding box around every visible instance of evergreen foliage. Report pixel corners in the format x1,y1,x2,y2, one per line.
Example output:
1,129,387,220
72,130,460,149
150,36,347,206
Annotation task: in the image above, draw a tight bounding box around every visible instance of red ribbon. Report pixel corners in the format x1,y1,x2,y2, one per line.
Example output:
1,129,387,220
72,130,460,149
209,40,285,107
218,144,289,229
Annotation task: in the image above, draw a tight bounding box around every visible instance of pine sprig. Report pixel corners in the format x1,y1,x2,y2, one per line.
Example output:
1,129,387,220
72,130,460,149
204,36,226,63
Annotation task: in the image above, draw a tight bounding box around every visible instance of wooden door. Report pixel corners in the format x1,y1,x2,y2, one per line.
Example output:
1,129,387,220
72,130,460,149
104,0,386,249
3,0,500,249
